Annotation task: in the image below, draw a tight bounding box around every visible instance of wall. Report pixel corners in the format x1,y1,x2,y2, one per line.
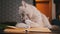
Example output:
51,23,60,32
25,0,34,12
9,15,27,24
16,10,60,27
0,0,1,22
52,0,56,19
0,0,33,22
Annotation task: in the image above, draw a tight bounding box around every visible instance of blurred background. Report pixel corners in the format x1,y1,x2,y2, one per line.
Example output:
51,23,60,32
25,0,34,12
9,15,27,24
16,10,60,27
0,0,60,26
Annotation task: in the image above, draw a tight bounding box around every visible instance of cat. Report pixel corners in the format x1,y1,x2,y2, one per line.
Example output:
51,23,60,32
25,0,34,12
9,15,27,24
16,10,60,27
15,0,52,29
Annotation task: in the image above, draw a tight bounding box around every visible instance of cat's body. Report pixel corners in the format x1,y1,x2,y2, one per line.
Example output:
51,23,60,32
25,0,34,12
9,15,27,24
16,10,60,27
15,1,52,29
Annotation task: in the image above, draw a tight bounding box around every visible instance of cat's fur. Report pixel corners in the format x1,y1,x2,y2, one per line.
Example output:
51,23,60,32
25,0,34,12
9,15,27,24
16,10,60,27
15,0,52,29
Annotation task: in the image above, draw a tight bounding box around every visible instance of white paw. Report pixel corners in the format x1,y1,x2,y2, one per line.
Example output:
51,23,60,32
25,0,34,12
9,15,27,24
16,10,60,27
15,23,27,28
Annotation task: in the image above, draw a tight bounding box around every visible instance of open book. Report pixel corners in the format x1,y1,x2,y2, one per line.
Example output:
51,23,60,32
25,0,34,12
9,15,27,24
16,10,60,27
28,28,51,32
4,26,51,33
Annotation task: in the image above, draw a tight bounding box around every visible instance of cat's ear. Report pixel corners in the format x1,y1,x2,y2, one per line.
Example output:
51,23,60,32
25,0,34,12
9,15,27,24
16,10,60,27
22,0,26,7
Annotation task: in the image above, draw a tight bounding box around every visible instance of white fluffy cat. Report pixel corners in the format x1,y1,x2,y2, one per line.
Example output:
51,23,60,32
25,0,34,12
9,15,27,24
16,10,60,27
15,0,52,29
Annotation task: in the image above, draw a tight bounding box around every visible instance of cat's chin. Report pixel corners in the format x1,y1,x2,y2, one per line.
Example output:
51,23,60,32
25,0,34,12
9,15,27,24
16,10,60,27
25,20,32,23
